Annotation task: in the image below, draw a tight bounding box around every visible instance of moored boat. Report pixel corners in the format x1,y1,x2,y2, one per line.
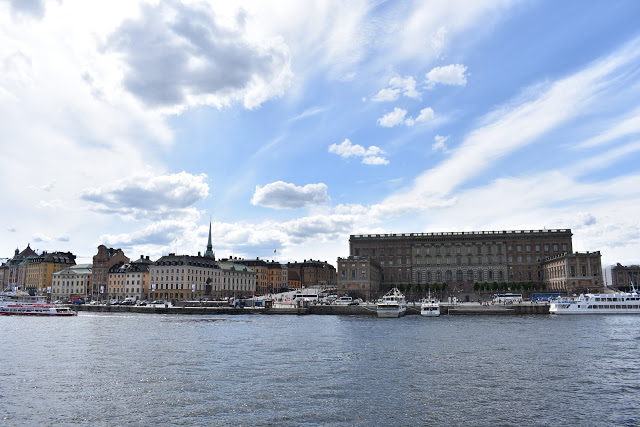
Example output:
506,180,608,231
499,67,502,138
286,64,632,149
420,293,440,317
549,285,640,315
0,293,76,316
377,288,406,318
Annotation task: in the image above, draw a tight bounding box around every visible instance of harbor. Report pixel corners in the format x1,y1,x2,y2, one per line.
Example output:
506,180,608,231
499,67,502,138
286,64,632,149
72,300,550,315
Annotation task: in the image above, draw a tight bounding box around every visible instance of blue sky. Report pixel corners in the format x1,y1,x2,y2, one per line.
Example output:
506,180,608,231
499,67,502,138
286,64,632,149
1,0,639,267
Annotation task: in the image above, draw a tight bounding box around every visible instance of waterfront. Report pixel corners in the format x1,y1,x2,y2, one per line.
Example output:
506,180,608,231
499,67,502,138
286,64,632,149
2,313,640,426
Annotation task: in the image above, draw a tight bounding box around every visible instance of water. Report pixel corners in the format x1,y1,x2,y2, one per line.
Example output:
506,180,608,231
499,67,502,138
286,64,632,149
2,313,639,426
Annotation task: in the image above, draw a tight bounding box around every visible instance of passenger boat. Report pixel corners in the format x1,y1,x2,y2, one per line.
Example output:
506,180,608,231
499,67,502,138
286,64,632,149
377,288,406,318
0,294,76,316
549,285,640,315
420,292,440,317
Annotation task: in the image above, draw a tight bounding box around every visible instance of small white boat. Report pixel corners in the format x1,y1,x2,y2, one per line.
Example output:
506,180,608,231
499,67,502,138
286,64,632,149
377,288,406,318
549,285,640,315
420,293,440,317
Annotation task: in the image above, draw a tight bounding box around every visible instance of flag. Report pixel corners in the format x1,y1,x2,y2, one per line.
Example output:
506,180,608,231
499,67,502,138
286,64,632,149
274,249,276,254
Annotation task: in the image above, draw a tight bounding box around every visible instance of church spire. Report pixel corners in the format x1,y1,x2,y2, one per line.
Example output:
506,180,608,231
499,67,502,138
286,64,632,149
204,220,215,259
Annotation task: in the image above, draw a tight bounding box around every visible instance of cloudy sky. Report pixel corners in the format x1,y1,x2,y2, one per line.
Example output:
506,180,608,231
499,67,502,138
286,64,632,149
1,0,639,267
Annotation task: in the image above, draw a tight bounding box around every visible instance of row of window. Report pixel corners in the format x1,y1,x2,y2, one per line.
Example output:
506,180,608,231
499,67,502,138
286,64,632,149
355,242,569,258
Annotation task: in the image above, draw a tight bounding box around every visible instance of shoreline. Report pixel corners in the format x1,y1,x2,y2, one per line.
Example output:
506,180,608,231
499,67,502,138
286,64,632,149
72,301,550,316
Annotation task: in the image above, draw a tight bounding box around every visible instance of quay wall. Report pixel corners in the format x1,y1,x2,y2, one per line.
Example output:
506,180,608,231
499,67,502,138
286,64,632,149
74,302,550,315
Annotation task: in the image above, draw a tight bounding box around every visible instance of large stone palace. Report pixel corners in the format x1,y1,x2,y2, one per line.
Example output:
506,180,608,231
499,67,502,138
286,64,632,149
344,228,602,296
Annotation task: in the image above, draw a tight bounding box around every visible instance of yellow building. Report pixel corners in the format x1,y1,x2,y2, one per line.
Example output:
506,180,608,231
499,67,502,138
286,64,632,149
23,251,76,297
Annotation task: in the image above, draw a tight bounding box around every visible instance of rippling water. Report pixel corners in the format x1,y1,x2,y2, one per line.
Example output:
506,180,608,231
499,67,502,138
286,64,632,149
2,313,639,426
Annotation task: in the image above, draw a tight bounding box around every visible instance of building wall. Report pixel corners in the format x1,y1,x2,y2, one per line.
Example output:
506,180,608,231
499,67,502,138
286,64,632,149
349,229,573,291
337,256,381,301
51,264,92,301
91,246,129,300
286,260,337,288
542,252,602,292
604,264,640,288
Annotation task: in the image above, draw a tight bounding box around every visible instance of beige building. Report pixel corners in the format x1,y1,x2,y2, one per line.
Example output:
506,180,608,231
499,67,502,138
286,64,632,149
107,256,151,301
51,264,92,302
349,229,576,293
150,253,218,301
542,251,603,293
337,256,382,301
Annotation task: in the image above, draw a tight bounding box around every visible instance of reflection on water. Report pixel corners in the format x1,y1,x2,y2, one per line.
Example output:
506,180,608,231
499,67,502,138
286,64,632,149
1,313,639,426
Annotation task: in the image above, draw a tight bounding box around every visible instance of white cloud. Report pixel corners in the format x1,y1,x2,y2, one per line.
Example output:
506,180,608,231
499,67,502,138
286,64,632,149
432,135,449,152
425,64,468,88
377,107,407,127
288,106,328,123
104,1,293,112
250,181,329,209
416,107,435,122
575,105,640,149
381,107,434,127
372,76,420,102
329,138,389,165
371,87,400,102
374,36,640,217
81,172,209,219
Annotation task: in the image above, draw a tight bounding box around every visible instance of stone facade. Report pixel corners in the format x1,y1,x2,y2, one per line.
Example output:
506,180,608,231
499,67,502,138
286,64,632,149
604,263,640,289
337,256,382,301
1,245,37,291
349,229,574,292
541,251,603,293
286,260,337,288
91,245,129,300
107,258,151,301
51,263,92,301
23,251,76,296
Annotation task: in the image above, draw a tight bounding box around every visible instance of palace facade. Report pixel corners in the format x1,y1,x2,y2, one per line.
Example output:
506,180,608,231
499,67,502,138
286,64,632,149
349,229,601,293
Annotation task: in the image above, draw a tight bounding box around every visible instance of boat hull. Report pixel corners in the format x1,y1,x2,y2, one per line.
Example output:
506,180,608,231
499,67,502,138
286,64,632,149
377,307,406,318
420,309,440,317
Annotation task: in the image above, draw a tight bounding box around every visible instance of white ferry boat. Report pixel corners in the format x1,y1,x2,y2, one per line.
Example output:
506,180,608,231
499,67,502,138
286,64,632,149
0,294,76,316
420,293,440,317
549,286,640,315
377,288,406,318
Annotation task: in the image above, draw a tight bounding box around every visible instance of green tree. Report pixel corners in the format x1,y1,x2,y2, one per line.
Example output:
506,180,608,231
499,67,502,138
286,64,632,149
397,283,405,292
406,283,413,293
414,283,423,294
474,282,480,292
491,282,499,292
499,282,507,291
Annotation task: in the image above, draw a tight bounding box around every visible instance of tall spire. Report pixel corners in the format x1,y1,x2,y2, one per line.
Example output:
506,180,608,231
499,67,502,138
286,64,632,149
204,220,215,259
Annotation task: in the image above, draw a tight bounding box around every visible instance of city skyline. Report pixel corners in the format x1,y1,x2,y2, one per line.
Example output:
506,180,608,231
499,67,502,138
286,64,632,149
1,1,639,267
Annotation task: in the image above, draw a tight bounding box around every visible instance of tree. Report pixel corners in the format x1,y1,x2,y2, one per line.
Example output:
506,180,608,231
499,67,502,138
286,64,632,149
499,282,507,292
397,283,405,292
474,282,480,292
491,282,499,292
414,283,423,294
406,283,413,293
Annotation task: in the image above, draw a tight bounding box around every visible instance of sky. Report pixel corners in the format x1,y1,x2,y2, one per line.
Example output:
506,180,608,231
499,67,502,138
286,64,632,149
1,0,640,268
